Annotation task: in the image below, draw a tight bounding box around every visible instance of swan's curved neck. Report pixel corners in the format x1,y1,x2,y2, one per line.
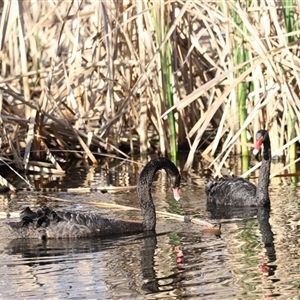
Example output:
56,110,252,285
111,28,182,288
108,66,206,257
256,138,271,205
137,158,178,231
137,162,158,231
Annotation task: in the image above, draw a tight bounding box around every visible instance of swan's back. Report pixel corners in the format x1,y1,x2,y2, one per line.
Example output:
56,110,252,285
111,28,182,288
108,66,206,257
7,207,144,239
206,176,257,206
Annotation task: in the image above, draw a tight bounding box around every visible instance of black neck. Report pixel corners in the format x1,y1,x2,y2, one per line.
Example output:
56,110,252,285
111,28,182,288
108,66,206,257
256,138,271,205
137,158,177,231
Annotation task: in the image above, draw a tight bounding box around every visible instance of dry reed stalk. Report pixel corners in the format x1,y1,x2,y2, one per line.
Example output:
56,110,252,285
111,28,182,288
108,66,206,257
0,0,298,182
169,1,300,175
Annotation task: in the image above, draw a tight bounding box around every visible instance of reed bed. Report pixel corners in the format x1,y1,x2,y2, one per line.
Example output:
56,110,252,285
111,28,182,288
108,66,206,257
0,0,300,180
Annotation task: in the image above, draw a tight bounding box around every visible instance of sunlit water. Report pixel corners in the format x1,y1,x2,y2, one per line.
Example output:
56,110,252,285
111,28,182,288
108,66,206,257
0,158,300,299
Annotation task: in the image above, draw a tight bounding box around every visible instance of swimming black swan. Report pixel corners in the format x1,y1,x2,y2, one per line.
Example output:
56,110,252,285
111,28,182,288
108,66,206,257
7,157,181,239
205,129,271,206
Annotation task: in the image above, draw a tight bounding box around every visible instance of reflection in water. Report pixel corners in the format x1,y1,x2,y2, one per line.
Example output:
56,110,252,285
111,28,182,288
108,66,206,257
140,233,186,295
257,207,276,264
5,236,113,258
3,234,147,298
217,205,279,298
207,203,277,266
209,205,276,261
2,157,300,299
256,207,280,297
7,233,184,296
0,228,228,299
207,202,259,219
1,232,187,299
0,158,139,192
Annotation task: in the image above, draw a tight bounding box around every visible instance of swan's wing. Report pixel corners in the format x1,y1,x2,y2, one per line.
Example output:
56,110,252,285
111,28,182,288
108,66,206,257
205,176,257,206
7,208,143,239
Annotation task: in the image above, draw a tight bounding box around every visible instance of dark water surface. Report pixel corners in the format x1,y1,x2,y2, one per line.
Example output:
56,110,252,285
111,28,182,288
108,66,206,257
0,158,300,299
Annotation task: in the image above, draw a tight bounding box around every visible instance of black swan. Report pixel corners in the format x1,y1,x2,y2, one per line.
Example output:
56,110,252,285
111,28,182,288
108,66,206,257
205,129,271,206
7,157,181,239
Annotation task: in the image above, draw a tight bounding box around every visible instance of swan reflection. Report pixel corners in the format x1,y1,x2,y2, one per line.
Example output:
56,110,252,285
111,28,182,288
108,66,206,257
3,232,185,297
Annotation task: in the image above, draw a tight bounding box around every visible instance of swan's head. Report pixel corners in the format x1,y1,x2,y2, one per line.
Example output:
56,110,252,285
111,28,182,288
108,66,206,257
253,129,269,156
168,173,181,201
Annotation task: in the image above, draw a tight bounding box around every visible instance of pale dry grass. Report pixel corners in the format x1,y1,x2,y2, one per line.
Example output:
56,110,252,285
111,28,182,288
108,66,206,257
0,0,299,185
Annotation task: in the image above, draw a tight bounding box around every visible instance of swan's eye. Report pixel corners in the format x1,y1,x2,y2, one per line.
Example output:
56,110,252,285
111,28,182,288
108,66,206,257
169,174,181,188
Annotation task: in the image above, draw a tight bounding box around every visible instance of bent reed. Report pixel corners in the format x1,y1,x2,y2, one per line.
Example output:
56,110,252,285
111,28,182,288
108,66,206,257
0,1,299,182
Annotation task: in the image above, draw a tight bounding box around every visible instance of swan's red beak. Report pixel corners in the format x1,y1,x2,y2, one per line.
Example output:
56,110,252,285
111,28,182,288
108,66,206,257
253,136,263,156
173,187,180,201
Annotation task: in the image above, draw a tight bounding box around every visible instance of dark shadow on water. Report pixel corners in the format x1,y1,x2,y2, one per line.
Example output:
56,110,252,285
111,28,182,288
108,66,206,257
207,203,261,219
257,207,276,262
4,232,157,258
4,235,124,259
4,232,184,295
139,233,185,294
208,205,278,282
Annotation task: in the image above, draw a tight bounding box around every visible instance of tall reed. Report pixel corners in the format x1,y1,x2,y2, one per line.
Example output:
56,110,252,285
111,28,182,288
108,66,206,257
283,0,297,169
231,1,251,173
0,1,299,180
150,2,177,158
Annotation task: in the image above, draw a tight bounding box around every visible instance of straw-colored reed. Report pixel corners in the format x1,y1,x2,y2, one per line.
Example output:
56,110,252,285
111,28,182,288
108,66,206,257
0,1,299,179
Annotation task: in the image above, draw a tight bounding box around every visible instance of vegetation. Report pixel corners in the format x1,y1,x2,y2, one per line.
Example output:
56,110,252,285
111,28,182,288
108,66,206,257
0,1,300,181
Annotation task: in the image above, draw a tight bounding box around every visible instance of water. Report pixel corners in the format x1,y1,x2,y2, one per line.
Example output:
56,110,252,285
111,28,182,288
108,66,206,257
0,158,300,299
